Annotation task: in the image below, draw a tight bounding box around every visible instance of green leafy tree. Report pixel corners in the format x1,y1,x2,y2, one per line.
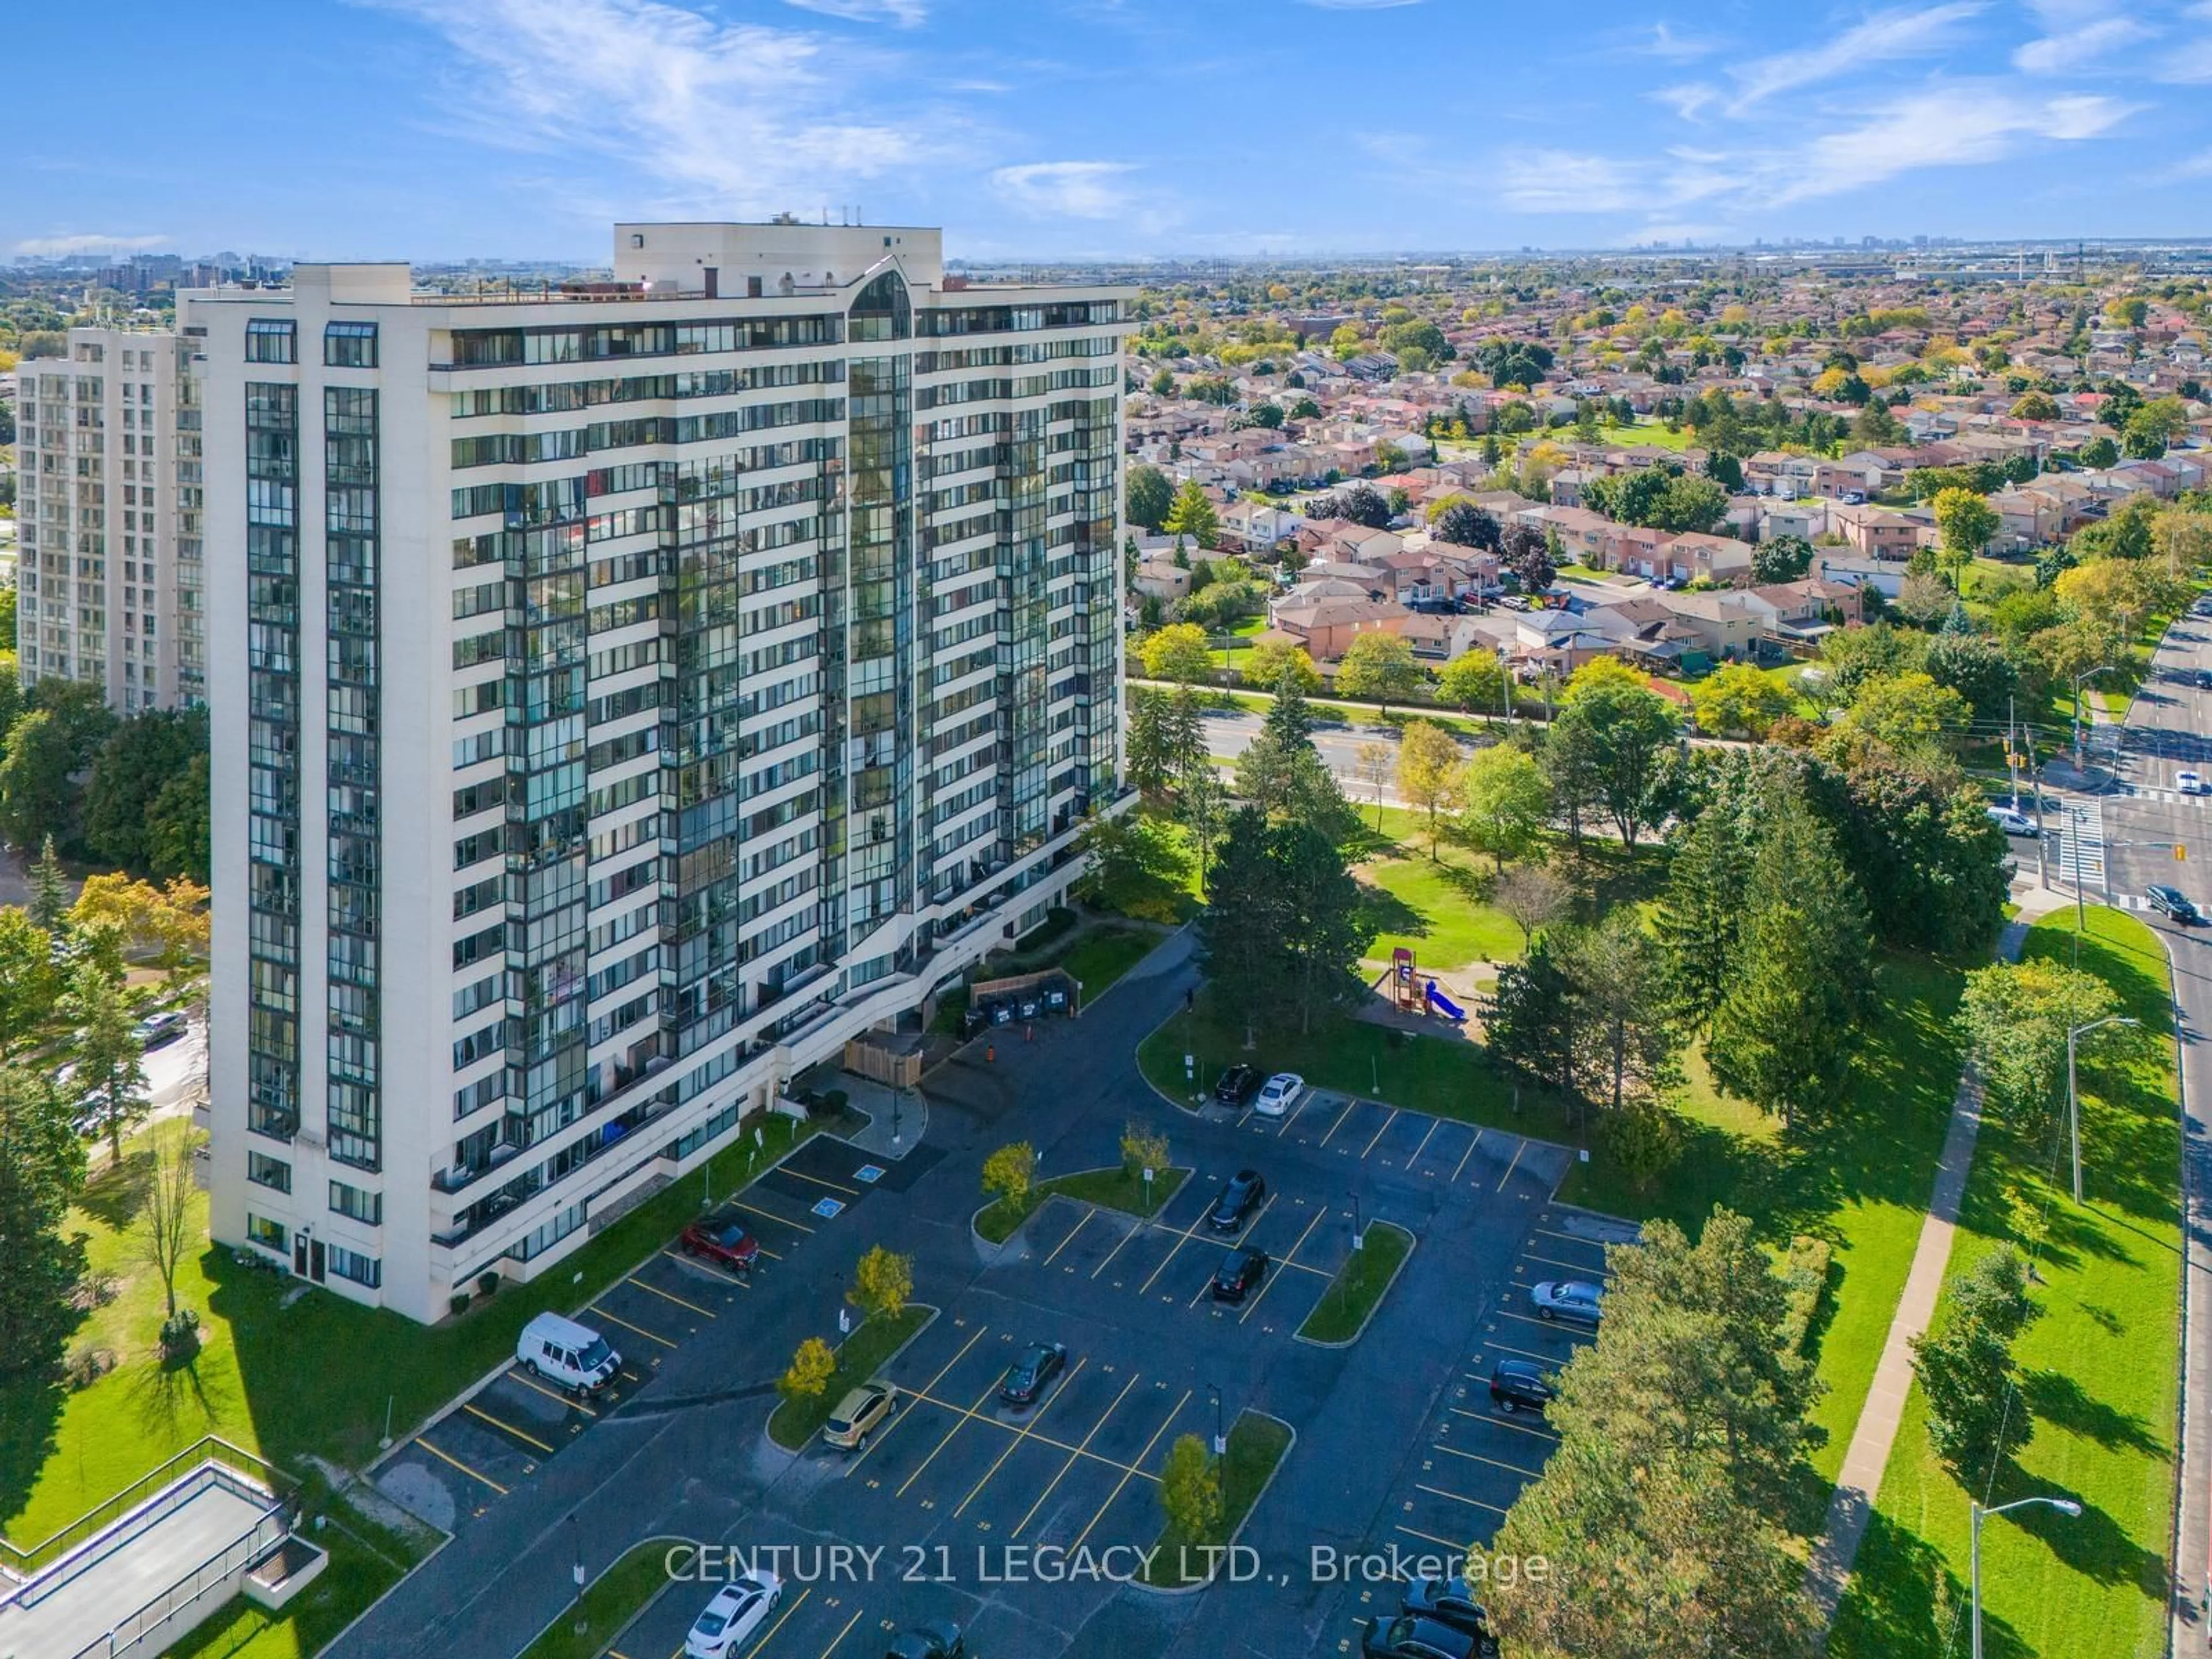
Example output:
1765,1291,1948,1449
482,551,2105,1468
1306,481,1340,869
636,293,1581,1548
1833,669,1971,754
65,962,150,1163
1240,640,1320,696
1911,1245,2038,1477
1751,535,1815,584
1138,622,1215,685
1550,671,1677,849
1690,664,1794,740
1126,463,1173,531
1483,934,1579,1098
1334,631,1425,715
1921,631,2019,721
0,910,57,1058
1456,744,1550,871
1933,486,2000,581
1433,501,1502,551
1120,1121,1170,1183
981,1142,1037,1211
0,711,79,854
1955,957,2120,1126
0,1064,89,1379
847,1245,914,1321
83,707,207,874
1707,797,1872,1124
1159,1433,1224,1544
779,1336,837,1402
1556,913,1680,1121
145,753,212,884
1163,480,1221,552
1434,651,1507,715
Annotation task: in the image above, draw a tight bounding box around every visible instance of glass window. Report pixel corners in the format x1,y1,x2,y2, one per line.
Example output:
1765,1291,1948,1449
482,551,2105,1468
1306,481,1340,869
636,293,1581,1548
329,1179,382,1225
245,320,297,365
246,1150,292,1192
325,320,379,368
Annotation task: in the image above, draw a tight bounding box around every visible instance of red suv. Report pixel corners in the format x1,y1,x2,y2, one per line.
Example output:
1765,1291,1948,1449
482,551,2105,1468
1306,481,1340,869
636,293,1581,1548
680,1220,760,1272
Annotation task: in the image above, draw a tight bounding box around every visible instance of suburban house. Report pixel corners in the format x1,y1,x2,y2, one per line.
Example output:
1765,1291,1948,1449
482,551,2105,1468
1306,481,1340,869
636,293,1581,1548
1658,531,1756,586
1828,502,1927,560
1268,594,1411,661
1132,559,1193,602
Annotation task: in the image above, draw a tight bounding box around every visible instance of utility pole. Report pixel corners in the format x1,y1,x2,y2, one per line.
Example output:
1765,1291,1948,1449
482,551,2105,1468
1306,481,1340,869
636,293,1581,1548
2067,1014,2138,1203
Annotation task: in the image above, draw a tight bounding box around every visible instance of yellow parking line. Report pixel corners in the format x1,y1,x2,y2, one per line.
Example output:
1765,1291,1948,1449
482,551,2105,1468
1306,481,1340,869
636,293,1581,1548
775,1166,862,1198
1359,1107,1400,1160
591,1305,679,1349
1416,1482,1509,1516
844,1324,988,1478
1533,1226,1609,1247
894,1383,1159,1482
1012,1370,1144,1540
1479,1335,1573,1363
1315,1097,1359,1149
1433,1442,1541,1479
1088,1220,1142,1282
628,1274,717,1319
897,1376,1005,1498
463,1400,554,1455
415,1435,507,1494
1522,1251,1610,1277
1407,1118,1440,1168
1071,1388,1191,1554
740,1586,810,1659
1141,1202,1226,1297
1242,1209,1324,1325
1452,1128,1483,1184
735,1199,812,1235
506,1369,597,1416
817,1606,868,1659
1396,1524,1472,1555
1275,1088,1322,1138
1274,1206,1329,1275
661,1248,753,1288
1496,1308,1593,1335
1043,1210,1093,1267
955,1357,1086,1518
1494,1138,1528,1192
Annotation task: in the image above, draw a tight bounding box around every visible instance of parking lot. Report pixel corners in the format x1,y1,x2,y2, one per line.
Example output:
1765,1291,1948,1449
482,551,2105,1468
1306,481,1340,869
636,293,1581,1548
1369,1207,1625,1565
373,1131,922,1532
1232,1086,1551,1192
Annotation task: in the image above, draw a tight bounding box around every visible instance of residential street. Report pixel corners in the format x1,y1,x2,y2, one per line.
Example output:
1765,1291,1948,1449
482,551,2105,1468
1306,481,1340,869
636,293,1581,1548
2099,616,2212,1653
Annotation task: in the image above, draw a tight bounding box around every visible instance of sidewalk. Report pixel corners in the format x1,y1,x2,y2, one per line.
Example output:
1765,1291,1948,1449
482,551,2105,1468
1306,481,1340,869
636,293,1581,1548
1806,880,2070,1627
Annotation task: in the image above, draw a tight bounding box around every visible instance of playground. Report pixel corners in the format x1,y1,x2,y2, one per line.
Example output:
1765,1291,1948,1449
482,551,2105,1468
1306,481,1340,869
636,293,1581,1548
1356,945,1481,1046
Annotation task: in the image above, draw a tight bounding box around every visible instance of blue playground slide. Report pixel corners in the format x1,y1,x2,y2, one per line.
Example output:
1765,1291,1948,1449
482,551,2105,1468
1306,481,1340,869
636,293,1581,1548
1425,980,1468,1023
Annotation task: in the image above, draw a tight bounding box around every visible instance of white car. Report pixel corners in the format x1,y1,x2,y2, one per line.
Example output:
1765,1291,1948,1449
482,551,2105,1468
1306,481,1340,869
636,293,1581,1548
683,1570,782,1658
2180,770,2207,796
1252,1072,1305,1118
1986,805,2037,836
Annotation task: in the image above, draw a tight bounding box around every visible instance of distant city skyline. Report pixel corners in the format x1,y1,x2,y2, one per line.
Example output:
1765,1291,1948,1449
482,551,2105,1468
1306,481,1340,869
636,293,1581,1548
14,0,2212,263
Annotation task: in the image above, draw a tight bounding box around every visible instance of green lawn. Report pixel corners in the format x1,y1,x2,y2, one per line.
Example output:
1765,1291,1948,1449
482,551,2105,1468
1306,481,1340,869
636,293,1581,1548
977,1164,1191,1245
1559,952,1972,1508
1597,419,1695,452
1142,1414,1295,1588
1298,1222,1415,1343
1,1111,821,1547
1061,927,1167,1001
1356,838,1531,976
1831,908,2181,1659
766,1305,935,1450
514,1537,682,1659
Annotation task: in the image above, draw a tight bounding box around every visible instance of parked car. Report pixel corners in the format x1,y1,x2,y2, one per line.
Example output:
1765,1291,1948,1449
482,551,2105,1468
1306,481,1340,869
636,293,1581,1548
2181,769,2207,796
884,1622,965,1659
684,1570,782,1658
2149,884,2203,924
132,1010,188,1048
1212,1065,1260,1107
1363,1613,1478,1659
999,1341,1067,1407
1986,805,2037,836
1402,1578,1501,1650
1212,1246,1270,1303
517,1311,622,1396
822,1381,897,1452
1252,1073,1305,1118
1487,1359,1556,1415
1206,1169,1268,1232
679,1219,760,1273
1530,1279,1603,1324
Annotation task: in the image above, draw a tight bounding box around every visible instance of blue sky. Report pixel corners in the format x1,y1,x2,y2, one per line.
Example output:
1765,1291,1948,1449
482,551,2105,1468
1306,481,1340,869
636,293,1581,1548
10,0,2212,262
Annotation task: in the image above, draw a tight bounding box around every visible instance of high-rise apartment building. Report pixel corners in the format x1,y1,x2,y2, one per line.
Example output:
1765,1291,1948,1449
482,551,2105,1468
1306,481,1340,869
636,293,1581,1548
13,325,208,709
187,224,1131,1320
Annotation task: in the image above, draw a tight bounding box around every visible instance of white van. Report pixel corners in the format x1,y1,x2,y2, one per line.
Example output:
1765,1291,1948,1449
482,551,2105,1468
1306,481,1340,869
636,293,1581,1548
517,1312,621,1395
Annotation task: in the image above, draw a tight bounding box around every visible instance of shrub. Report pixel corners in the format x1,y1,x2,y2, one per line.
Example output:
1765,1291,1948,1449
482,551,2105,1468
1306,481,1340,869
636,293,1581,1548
1121,1122,1171,1183
982,1142,1037,1210
449,1292,472,1317
849,1244,914,1321
477,1271,501,1298
1777,1236,1834,1361
779,1336,837,1402
1595,1101,1685,1192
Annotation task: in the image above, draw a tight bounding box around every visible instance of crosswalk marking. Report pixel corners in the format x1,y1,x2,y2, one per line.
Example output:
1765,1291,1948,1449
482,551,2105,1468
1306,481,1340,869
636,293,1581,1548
2052,800,2105,890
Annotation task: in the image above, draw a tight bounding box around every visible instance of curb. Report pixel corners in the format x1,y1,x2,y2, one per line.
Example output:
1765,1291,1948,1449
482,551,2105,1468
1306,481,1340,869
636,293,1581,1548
1293,1224,1417,1349
970,1167,1195,1254
509,1533,692,1659
763,1304,942,1459
1131,1413,1300,1597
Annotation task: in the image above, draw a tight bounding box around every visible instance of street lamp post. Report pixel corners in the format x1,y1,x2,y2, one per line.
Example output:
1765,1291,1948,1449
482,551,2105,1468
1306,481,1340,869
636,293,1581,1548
1971,1495,2081,1659
2067,1015,2139,1204
2071,664,2117,771
1209,1381,1225,1457
569,1512,586,1636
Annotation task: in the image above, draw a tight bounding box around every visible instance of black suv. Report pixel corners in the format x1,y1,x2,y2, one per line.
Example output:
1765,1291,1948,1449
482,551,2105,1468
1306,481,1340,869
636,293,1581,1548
1212,1246,1269,1302
1487,1359,1556,1415
1206,1169,1267,1232
2149,884,2202,924
1213,1065,1260,1107
1363,1614,1478,1659
1402,1579,1501,1653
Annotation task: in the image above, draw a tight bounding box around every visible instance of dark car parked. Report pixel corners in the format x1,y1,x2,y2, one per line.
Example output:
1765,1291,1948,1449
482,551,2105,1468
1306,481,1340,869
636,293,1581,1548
1211,1246,1270,1303
1402,1578,1501,1652
1206,1169,1268,1233
1363,1614,1478,1659
1487,1359,1555,1415
998,1342,1067,1407
885,1622,964,1659
679,1220,760,1272
1212,1065,1260,1107
2149,884,2203,924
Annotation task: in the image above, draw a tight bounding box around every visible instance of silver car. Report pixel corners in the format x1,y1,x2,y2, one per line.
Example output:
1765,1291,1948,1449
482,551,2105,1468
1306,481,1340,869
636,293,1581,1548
1530,1280,1603,1324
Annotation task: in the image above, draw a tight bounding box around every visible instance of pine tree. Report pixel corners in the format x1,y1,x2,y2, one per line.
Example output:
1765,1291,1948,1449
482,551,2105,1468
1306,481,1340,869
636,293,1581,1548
1652,810,1750,1032
1163,685,1205,787
1180,763,1228,892
1274,819,1373,1036
1198,809,1284,1020
1126,690,1173,794
28,835,69,934
0,1063,90,1379
1260,664,1312,747
1707,797,1873,1124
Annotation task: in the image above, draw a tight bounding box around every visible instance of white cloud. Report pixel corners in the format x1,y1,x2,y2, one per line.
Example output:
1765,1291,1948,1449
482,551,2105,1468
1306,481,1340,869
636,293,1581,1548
1298,0,1423,9
1726,3,1986,110
1652,81,1719,120
1765,88,2135,203
363,0,953,214
2013,16,2149,73
990,160,1138,218
2170,146,2212,176
1630,22,1725,60
14,233,169,257
1494,149,1643,213
2156,34,2212,79
782,0,926,24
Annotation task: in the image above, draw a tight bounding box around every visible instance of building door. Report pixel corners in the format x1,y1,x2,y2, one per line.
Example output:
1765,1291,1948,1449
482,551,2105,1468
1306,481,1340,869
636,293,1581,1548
309,1240,326,1283
293,1233,309,1276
